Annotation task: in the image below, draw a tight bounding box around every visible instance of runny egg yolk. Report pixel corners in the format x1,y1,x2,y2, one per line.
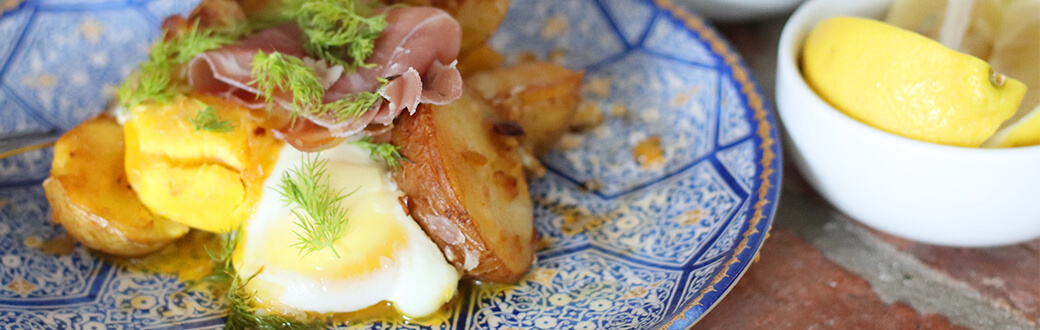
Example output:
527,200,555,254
122,95,282,233
233,143,461,318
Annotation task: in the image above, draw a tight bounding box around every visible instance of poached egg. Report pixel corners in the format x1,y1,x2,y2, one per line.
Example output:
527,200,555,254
233,142,460,318
122,96,460,319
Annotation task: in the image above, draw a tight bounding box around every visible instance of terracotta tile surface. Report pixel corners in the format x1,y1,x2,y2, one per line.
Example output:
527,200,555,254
695,229,965,330
867,229,1040,323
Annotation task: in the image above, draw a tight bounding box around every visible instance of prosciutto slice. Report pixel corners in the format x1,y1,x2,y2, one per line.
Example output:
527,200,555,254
187,6,463,151
189,24,309,111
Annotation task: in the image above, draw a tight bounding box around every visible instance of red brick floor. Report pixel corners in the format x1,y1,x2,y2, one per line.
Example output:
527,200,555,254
871,231,1040,323
695,229,965,330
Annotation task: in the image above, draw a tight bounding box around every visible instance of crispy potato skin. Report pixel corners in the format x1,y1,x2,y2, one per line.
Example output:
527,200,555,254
392,88,534,282
458,43,504,77
468,62,585,155
43,114,189,256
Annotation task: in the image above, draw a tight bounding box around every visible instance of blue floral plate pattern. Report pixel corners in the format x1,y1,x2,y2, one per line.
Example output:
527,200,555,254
0,0,782,328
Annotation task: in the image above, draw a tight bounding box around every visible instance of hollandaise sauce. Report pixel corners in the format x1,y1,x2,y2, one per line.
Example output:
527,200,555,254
100,230,223,282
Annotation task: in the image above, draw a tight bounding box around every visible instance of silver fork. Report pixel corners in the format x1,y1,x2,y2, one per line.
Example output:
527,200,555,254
0,131,62,159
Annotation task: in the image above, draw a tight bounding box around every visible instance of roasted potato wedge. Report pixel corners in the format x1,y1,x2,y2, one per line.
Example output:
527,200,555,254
391,87,534,282
458,43,504,77
387,0,510,56
43,114,189,256
467,62,585,155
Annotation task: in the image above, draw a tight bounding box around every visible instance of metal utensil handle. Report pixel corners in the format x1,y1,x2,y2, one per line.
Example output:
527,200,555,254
0,131,62,159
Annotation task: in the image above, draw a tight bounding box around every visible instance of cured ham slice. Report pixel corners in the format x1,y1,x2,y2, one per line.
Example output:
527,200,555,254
189,24,309,111
186,6,463,151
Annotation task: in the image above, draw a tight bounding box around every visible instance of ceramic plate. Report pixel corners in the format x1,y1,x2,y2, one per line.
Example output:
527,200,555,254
0,0,782,328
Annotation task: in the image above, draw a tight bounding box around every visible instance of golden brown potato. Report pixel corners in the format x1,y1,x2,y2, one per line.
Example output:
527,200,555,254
391,88,534,282
467,62,585,155
43,114,189,256
386,0,511,56
458,43,504,77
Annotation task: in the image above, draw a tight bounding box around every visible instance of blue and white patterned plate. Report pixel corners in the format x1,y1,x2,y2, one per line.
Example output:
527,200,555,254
0,0,782,328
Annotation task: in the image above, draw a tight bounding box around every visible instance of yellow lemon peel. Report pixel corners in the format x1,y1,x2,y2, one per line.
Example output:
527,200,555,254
802,16,1027,147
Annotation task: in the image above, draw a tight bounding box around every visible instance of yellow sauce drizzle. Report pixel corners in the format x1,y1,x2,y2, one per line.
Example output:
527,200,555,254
100,230,223,282
39,234,77,255
247,283,467,327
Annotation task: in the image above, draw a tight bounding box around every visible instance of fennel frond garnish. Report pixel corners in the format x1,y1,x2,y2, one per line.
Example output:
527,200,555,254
276,153,352,258
188,101,235,133
350,136,404,169
119,20,236,109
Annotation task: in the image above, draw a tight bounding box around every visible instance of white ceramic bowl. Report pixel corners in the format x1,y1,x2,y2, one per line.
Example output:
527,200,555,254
776,0,1040,246
678,0,805,22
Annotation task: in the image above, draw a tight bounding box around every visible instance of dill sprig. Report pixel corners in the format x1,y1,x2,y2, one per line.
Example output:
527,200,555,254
276,153,351,257
350,136,404,169
188,101,235,133
118,38,175,110
200,228,324,329
200,228,241,287
250,51,382,123
119,20,236,109
224,271,323,330
319,89,383,119
118,55,173,111
288,0,387,68
208,229,239,268
250,51,326,113
170,22,239,63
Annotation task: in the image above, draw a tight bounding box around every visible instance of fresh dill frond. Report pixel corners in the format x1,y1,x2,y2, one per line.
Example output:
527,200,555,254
118,65,173,111
319,90,382,120
350,136,404,169
119,20,236,109
207,226,241,265
288,0,387,68
276,153,351,257
250,51,326,114
244,0,387,122
224,270,324,330
198,227,324,329
200,225,242,287
189,101,235,133
250,51,381,123
118,39,175,110
316,75,385,121
171,21,238,63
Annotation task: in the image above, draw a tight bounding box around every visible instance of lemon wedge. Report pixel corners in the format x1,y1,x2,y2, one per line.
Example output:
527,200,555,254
984,0,1040,148
984,104,1040,147
887,0,1039,148
802,17,1026,147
